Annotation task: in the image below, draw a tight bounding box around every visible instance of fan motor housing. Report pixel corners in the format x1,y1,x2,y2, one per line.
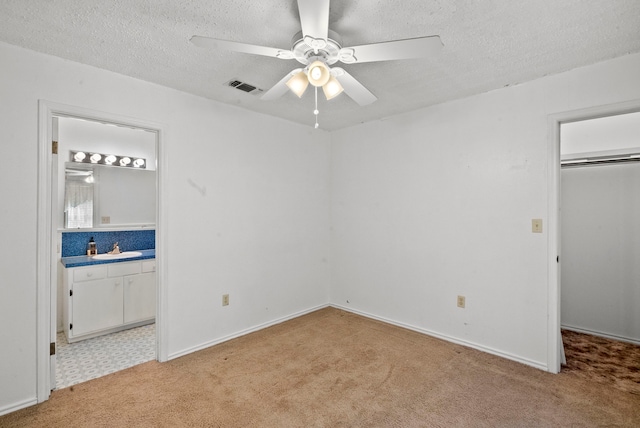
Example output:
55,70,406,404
290,30,343,65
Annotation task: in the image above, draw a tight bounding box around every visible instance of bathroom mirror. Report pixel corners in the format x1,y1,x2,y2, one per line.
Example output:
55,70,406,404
63,162,156,228
64,167,95,228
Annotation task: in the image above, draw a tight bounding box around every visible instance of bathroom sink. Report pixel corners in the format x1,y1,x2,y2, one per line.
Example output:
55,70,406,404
92,251,142,260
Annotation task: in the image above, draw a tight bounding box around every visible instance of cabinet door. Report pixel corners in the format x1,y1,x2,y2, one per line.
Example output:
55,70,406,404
124,272,156,324
72,278,124,336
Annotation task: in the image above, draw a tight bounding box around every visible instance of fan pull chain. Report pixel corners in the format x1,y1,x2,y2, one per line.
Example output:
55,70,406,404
314,86,319,129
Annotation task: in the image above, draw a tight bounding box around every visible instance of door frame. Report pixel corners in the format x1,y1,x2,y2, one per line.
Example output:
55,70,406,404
546,98,640,374
37,100,168,402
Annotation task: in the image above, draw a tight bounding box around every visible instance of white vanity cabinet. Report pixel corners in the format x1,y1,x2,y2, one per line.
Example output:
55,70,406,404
72,274,124,337
124,260,156,323
63,259,156,343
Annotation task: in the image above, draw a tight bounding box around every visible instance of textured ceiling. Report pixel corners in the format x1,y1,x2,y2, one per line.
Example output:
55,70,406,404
1,0,639,130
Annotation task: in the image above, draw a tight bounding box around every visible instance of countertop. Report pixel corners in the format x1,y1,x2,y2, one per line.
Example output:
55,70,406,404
60,249,155,268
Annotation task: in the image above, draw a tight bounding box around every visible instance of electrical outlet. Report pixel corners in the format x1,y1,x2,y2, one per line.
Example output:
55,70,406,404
532,218,543,233
222,294,229,306
101,216,111,224
457,295,466,308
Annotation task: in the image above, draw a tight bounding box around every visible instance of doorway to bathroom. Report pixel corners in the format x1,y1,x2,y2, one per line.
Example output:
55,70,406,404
54,115,157,389
36,101,167,403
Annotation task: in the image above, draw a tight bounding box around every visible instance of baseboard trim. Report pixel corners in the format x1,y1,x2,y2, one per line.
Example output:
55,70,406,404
331,304,549,372
0,398,37,417
167,303,549,372
561,324,640,346
168,304,329,360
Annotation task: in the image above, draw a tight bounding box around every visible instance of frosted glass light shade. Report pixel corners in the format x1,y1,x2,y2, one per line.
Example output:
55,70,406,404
286,71,309,97
307,61,330,87
322,75,343,100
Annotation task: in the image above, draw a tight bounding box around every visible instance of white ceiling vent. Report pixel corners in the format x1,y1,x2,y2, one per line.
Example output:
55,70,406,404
225,79,263,95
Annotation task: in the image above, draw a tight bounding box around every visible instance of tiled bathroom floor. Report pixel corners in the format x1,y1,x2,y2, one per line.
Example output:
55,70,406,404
55,323,156,390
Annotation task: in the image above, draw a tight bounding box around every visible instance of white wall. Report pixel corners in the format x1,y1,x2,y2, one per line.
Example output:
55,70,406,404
561,112,640,156
0,41,331,414
561,163,640,343
329,53,640,369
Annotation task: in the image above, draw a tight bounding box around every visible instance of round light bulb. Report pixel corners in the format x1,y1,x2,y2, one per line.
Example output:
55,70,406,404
307,61,330,87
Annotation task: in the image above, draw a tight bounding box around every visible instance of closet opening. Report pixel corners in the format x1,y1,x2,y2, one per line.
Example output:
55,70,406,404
557,110,640,388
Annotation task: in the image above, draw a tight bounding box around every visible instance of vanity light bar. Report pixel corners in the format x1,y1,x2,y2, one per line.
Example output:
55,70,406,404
70,150,146,169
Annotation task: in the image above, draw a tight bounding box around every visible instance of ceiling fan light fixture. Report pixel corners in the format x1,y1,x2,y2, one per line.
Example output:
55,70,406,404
307,60,331,87
191,0,444,125
286,71,309,97
322,75,343,100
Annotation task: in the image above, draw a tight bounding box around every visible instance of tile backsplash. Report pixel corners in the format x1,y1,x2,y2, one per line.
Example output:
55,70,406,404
62,230,155,257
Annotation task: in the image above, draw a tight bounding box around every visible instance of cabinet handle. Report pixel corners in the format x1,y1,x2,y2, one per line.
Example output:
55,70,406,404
86,272,93,277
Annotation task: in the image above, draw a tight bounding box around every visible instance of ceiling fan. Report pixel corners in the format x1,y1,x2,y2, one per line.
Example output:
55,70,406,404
190,0,442,126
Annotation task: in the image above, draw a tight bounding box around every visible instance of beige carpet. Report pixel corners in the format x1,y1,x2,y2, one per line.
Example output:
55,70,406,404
2,308,639,427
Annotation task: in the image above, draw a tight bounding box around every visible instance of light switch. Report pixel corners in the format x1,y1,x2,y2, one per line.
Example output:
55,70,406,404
532,219,543,233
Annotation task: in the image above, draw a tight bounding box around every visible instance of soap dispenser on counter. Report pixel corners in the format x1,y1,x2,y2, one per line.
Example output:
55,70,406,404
87,237,97,256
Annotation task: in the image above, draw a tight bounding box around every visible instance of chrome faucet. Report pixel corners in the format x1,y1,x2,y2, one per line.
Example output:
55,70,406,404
109,242,121,254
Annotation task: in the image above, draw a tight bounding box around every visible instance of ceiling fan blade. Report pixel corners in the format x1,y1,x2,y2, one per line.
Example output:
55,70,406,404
297,0,329,41
190,36,294,59
341,36,442,64
261,69,303,101
332,68,377,106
